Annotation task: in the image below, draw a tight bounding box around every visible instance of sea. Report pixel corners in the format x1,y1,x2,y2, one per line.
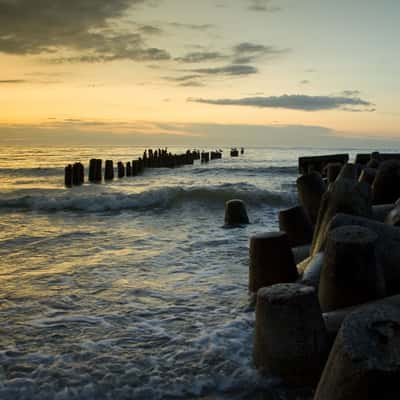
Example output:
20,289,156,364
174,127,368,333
0,146,370,400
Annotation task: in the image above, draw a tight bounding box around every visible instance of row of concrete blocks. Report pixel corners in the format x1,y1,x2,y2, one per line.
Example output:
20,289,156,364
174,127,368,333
248,221,400,399
298,151,400,176
64,149,219,186
224,151,400,398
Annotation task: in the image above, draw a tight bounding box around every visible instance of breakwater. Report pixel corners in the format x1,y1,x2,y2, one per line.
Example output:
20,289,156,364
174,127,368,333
63,149,229,187
242,151,400,399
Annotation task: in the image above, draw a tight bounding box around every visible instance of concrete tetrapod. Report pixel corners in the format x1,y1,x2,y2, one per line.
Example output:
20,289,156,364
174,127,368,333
385,205,400,226
372,160,400,205
224,199,249,226
336,162,360,181
372,203,395,222
358,167,376,185
318,225,385,312
314,304,400,400
254,283,329,386
291,244,311,265
322,293,400,344
327,213,400,295
325,162,342,183
296,172,326,225
278,205,313,247
298,252,324,289
249,232,298,293
310,178,372,256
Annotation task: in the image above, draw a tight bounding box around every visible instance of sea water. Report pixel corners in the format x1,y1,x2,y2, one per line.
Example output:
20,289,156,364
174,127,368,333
0,146,364,400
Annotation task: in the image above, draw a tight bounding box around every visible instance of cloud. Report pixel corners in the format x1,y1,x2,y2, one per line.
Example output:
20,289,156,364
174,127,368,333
50,47,170,63
187,64,258,76
188,94,375,111
162,74,205,87
0,79,28,84
175,51,227,63
232,42,289,63
0,78,62,85
247,0,280,12
169,41,286,85
163,74,203,82
0,0,170,62
137,24,163,35
178,81,205,87
173,41,286,72
341,90,361,96
168,22,215,31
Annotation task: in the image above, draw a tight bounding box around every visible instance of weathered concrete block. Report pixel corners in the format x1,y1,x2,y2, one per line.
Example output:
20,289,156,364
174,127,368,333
358,167,376,185
325,162,342,183
336,163,360,181
323,293,400,344
314,304,400,400
311,179,372,256
328,213,400,295
318,225,385,312
298,252,324,289
296,172,326,225
254,283,329,386
298,154,348,175
279,205,313,247
372,203,395,222
249,232,298,293
292,244,311,265
224,199,249,226
385,205,400,226
372,160,400,204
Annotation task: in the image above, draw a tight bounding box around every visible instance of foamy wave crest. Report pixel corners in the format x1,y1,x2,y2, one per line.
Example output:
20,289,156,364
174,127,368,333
0,183,295,212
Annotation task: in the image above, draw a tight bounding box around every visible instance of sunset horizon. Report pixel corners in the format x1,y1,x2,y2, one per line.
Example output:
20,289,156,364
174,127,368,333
2,2,400,399
1,0,399,146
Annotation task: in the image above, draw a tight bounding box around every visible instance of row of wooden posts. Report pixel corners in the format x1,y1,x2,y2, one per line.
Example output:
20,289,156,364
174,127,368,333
224,151,400,399
64,148,223,187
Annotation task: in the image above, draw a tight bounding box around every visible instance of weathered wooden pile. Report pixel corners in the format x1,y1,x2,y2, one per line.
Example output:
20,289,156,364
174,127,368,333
63,148,221,187
226,152,400,398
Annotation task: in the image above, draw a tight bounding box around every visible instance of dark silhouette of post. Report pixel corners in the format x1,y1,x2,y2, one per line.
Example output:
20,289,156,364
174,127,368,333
104,160,114,180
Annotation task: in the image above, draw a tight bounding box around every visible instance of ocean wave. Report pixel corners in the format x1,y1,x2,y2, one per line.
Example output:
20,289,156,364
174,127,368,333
0,167,64,177
189,165,297,176
0,183,295,213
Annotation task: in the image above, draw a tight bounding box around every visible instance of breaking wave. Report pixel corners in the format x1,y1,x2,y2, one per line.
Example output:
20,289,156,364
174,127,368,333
0,183,296,213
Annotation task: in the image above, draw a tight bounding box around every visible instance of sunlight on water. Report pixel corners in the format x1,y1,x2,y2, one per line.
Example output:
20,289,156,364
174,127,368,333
0,146,363,399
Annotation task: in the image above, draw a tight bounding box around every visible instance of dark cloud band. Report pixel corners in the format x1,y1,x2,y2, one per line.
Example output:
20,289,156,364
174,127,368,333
188,94,375,111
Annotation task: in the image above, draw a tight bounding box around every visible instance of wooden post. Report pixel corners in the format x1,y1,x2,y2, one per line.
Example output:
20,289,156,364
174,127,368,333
117,161,125,178
104,160,114,180
64,164,72,187
95,159,102,182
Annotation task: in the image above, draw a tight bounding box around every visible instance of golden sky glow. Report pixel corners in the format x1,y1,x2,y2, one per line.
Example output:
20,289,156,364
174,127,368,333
1,0,400,146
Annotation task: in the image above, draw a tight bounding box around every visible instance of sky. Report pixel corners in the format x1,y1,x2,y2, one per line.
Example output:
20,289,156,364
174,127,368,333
1,0,400,147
